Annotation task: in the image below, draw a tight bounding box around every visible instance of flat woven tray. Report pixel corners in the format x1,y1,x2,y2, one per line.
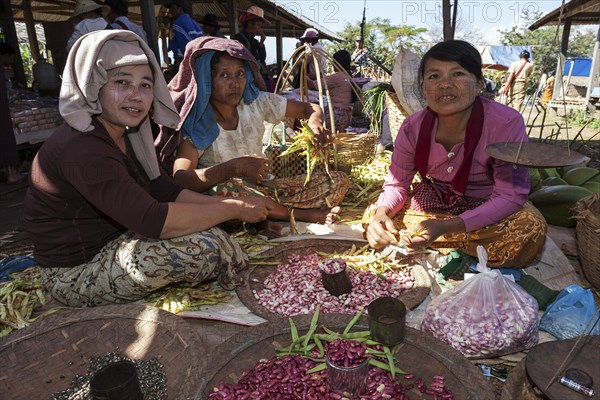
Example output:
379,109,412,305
0,304,205,400
526,336,600,400
199,313,495,399
236,238,431,321
485,142,589,168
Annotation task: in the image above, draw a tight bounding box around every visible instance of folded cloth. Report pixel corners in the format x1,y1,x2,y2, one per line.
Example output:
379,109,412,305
438,250,476,279
517,274,560,311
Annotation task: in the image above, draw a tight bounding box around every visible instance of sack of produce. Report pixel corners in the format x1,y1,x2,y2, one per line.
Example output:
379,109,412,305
421,246,539,359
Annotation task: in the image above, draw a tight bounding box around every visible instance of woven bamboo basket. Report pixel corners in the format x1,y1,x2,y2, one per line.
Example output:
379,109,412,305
384,90,408,144
236,238,431,321
0,304,206,400
573,193,600,289
331,131,378,173
199,314,495,399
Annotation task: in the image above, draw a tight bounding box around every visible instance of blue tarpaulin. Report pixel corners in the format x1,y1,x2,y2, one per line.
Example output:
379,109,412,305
476,45,533,70
563,58,592,77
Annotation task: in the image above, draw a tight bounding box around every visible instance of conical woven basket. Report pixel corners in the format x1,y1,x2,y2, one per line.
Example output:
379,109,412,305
573,193,600,289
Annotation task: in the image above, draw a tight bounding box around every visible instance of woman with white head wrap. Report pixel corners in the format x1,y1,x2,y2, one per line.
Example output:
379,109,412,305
24,30,273,307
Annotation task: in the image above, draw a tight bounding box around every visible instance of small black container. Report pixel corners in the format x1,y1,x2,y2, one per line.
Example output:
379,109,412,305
90,360,143,400
321,268,353,296
368,297,406,347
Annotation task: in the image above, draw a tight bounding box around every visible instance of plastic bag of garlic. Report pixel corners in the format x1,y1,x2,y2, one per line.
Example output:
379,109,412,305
420,246,539,359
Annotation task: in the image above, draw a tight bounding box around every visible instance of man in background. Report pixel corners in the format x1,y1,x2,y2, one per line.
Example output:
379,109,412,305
233,6,272,91
105,0,148,44
164,0,204,71
298,28,327,79
504,50,533,112
351,37,370,77
66,0,110,52
200,13,225,38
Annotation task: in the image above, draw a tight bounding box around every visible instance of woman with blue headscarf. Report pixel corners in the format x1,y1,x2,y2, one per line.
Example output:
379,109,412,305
158,37,350,234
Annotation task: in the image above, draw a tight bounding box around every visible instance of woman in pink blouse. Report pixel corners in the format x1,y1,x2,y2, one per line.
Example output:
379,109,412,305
363,40,547,267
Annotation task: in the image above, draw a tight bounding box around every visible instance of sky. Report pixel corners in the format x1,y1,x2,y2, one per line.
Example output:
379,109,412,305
264,0,565,63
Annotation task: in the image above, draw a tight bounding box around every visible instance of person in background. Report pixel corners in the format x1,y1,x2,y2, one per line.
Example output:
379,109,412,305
540,71,555,108
298,28,327,80
503,50,533,112
32,56,60,96
164,0,204,71
66,0,110,52
233,6,272,91
156,37,348,237
482,77,497,99
0,42,23,184
363,40,546,268
307,50,354,133
199,13,225,38
351,36,370,77
105,0,148,44
24,31,272,307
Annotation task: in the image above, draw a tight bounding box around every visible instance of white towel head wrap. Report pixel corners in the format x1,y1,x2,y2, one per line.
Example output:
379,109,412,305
59,30,180,179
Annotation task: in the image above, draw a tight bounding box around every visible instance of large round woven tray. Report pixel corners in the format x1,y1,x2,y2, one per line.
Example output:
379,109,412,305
236,238,431,321
574,193,600,289
501,358,547,400
525,336,600,400
0,304,205,400
198,313,495,399
485,142,588,168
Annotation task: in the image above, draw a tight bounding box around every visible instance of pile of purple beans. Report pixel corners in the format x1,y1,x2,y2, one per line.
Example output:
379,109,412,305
209,341,455,399
253,254,414,317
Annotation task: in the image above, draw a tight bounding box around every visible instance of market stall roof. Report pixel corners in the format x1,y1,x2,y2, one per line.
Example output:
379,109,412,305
528,0,600,30
8,0,343,42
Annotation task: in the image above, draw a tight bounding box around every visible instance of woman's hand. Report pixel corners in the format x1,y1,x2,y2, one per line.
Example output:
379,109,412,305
365,206,399,249
285,100,333,144
231,196,272,223
401,217,466,250
230,155,270,181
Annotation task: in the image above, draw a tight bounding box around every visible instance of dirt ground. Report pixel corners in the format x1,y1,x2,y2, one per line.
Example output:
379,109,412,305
523,108,600,168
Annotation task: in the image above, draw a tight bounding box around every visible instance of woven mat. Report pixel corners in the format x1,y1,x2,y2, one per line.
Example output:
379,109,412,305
0,304,206,400
236,238,431,321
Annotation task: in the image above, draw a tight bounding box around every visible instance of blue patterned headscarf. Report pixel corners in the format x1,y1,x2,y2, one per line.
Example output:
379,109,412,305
181,50,261,150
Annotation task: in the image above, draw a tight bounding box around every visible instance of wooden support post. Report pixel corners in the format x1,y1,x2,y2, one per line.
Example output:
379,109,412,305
0,0,26,85
22,0,40,62
227,0,237,36
584,22,600,109
276,17,283,73
139,0,160,65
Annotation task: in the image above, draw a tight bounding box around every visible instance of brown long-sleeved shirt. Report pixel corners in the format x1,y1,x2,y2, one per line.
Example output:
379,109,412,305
24,120,182,267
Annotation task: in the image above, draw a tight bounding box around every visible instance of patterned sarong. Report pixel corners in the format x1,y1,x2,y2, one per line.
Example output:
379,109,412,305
363,201,547,268
40,227,247,307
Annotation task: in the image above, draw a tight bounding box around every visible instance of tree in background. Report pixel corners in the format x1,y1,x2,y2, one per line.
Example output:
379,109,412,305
324,18,427,73
425,18,482,45
498,9,595,96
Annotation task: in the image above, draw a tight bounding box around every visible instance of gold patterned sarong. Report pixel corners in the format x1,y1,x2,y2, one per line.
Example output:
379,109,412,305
363,202,547,268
